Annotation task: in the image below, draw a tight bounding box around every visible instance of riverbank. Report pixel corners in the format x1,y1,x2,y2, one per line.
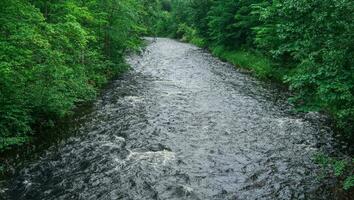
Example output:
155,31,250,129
0,0,157,157
0,64,127,177
3,38,347,199
210,46,287,81
0,34,153,181
180,34,288,83
159,0,354,148
179,34,354,195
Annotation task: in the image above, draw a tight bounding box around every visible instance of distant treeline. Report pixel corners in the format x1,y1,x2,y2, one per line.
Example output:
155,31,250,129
154,0,354,142
0,0,158,151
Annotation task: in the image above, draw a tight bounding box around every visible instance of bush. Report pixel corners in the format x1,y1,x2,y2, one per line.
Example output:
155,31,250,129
0,0,153,151
177,23,206,47
315,154,354,191
211,46,283,80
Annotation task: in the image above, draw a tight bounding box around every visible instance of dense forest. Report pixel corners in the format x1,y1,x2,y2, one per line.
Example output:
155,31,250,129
153,0,354,190
0,0,353,193
0,0,160,151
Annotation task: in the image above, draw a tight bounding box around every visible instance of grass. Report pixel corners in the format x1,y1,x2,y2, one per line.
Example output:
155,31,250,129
210,46,288,82
189,37,206,48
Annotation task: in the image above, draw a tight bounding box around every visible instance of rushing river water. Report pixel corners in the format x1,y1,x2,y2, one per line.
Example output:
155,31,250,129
2,38,341,199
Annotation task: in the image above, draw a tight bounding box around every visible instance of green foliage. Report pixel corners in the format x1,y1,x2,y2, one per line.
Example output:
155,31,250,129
177,24,205,47
211,46,284,80
344,175,354,191
154,11,176,37
188,0,213,39
207,0,262,48
254,0,354,139
315,154,354,190
0,0,155,151
0,137,30,152
153,0,199,38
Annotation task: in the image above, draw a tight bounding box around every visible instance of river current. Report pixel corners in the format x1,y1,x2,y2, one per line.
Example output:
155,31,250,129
2,38,339,199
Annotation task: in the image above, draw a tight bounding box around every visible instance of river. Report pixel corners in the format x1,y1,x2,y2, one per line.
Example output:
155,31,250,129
2,38,340,199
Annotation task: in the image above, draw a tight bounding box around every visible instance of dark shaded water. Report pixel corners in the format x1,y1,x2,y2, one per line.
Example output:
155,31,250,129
2,38,340,199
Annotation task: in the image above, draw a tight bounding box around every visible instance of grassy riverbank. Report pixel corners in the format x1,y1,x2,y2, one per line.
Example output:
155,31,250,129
210,46,286,81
